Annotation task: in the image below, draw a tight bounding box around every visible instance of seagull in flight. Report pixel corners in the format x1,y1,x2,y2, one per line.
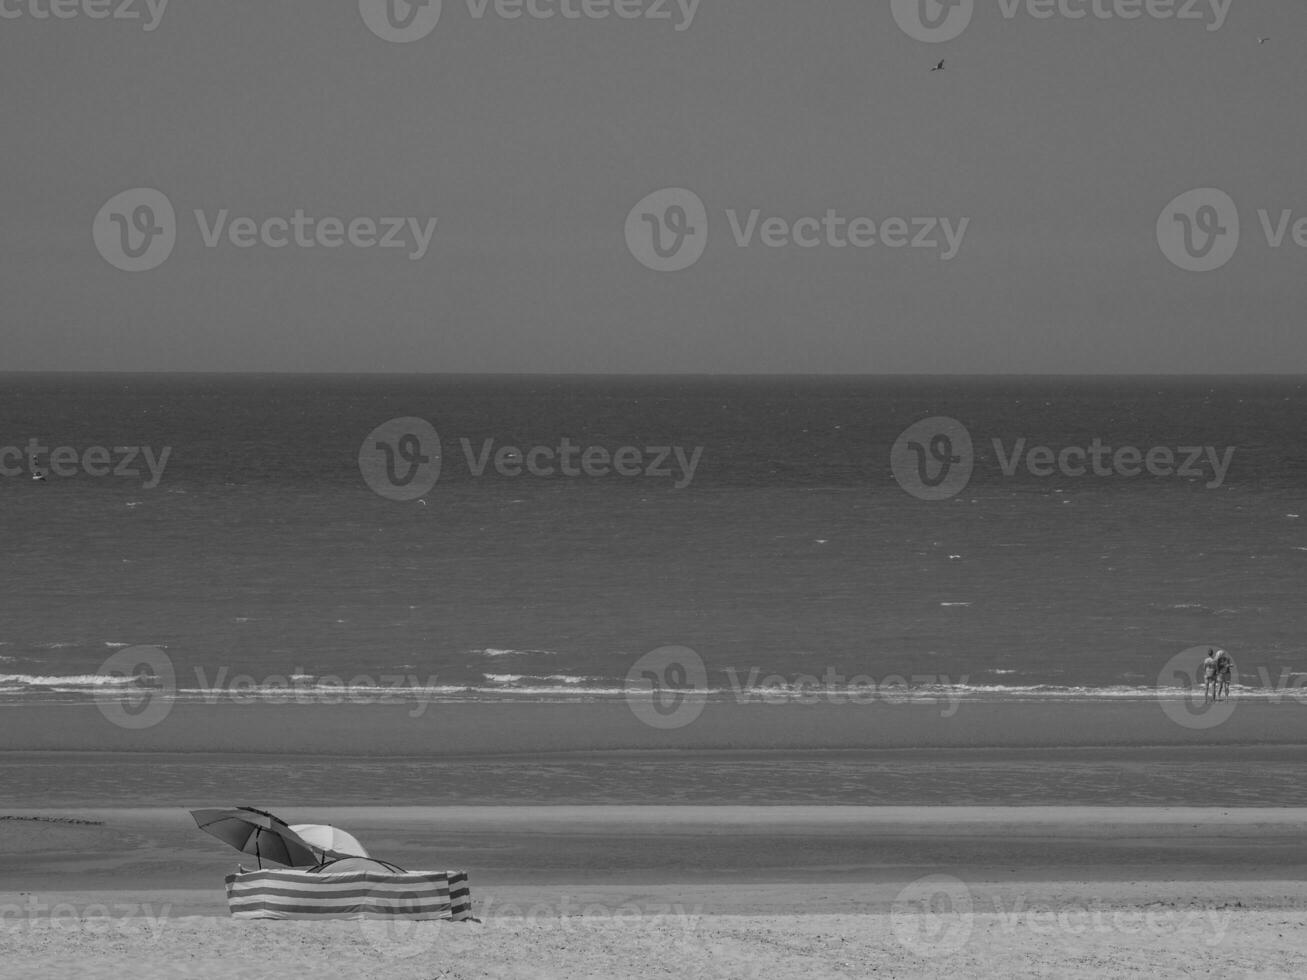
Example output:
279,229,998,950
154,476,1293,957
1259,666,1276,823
1258,36,1270,44
931,59,946,71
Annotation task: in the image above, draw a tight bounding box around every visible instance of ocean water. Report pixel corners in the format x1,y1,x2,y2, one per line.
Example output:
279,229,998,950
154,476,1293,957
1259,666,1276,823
0,373,1304,704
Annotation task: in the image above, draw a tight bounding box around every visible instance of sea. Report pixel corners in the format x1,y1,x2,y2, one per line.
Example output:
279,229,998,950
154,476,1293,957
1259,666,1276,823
1,373,1304,708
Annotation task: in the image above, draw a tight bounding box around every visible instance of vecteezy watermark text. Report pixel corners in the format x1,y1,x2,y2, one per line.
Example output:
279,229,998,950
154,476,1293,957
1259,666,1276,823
0,896,171,942
722,667,967,717
360,894,703,959
624,645,966,730
359,417,704,500
891,0,1230,44
891,417,1235,500
93,646,440,729
358,0,700,43
0,0,169,30
892,873,1230,960
93,188,438,272
625,188,969,273
1,439,171,488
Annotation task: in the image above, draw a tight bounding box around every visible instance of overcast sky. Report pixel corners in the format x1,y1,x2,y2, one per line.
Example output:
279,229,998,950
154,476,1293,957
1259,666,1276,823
2,0,1304,373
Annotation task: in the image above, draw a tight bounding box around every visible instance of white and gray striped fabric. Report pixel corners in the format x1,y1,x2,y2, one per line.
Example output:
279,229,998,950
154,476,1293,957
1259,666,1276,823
225,867,472,920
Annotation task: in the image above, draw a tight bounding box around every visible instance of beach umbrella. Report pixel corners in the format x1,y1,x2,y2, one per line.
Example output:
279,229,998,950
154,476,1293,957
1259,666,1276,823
190,806,320,869
290,823,370,859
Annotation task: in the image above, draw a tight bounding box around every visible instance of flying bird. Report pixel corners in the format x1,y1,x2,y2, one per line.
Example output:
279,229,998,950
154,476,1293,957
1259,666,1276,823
1259,36,1270,44
931,59,946,71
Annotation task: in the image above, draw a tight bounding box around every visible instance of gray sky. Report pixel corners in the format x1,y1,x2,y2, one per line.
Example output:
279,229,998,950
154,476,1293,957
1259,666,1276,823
2,0,1304,373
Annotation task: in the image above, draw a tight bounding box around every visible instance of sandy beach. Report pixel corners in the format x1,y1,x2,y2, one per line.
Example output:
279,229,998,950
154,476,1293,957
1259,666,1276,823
5,697,1306,978
3,805,1306,977
5,902,1307,979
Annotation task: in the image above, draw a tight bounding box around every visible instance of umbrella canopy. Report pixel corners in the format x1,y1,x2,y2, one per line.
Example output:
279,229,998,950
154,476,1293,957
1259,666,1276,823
290,823,370,859
190,806,320,868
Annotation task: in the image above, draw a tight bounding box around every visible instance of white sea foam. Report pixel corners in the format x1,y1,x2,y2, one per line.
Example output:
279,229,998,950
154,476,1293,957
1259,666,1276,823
0,672,1300,704
0,673,146,688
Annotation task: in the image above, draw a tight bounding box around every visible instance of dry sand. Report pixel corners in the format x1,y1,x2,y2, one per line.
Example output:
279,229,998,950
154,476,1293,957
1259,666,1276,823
2,887,1306,979
3,806,1307,977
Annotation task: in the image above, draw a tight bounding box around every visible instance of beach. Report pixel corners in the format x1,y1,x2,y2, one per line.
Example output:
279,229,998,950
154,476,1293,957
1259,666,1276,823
6,904,1307,979
3,805,1307,978
1,373,1304,976
5,698,1307,973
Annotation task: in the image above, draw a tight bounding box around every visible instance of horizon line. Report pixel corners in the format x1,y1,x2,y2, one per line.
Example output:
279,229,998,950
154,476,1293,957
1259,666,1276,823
2,370,1305,380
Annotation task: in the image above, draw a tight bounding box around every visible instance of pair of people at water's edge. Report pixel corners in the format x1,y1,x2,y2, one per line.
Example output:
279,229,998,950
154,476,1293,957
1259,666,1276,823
1202,648,1234,702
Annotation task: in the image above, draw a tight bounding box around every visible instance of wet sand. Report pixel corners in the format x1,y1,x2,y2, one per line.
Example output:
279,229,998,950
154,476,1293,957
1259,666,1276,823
7,745,1307,807
3,697,1306,755
5,805,1307,896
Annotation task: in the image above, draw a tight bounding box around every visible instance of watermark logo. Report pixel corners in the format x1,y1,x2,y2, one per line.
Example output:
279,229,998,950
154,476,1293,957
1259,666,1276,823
625,645,707,729
891,874,1231,956
891,0,973,43
361,0,698,39
359,900,444,958
359,0,443,42
1157,645,1307,730
92,188,176,272
892,0,1230,40
94,189,438,272
94,645,175,730
1159,187,1307,272
891,417,974,501
1157,188,1239,272
360,894,703,958
625,188,969,272
0,896,172,942
2,439,172,487
359,417,443,501
1157,644,1237,730
359,417,705,499
892,418,1237,500
891,874,973,958
94,647,444,729
0,0,169,31
625,188,709,273
722,668,966,717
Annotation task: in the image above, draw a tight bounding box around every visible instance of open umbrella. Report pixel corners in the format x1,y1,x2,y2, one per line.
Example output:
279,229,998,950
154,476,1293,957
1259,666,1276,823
290,823,370,860
190,806,320,869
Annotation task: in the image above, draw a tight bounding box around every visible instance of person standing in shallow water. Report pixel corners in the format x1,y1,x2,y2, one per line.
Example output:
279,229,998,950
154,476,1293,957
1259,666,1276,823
1216,649,1234,701
1201,648,1219,703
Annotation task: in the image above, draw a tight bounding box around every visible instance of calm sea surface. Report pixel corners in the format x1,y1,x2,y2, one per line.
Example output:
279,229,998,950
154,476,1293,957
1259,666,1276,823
1,374,1304,701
